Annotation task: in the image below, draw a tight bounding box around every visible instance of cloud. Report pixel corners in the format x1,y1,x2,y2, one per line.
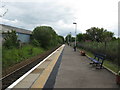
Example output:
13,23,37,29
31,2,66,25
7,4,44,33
2,1,75,34
1,18,19,24
1,0,119,37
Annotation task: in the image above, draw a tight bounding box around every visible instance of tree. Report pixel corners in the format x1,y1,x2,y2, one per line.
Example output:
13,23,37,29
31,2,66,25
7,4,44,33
31,39,41,47
32,26,59,48
77,33,84,42
82,33,91,41
65,34,72,44
76,33,92,42
86,27,100,41
86,27,114,42
102,31,114,42
3,30,19,49
71,37,75,42
58,35,64,44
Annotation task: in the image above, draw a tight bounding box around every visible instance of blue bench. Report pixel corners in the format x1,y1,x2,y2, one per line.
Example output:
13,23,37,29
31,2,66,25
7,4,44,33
89,53,106,69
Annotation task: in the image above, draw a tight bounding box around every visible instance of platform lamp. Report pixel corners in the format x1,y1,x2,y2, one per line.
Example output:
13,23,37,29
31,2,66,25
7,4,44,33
73,22,77,47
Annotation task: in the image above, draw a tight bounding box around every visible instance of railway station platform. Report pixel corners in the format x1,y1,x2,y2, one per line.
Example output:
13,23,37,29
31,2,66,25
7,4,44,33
54,45,118,88
9,44,118,89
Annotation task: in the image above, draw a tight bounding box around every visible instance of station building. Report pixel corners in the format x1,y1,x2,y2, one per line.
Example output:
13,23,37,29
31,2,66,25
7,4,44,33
0,24,32,43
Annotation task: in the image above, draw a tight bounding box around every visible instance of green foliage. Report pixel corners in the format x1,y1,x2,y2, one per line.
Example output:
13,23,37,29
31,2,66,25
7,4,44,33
3,26,64,69
71,37,75,42
3,30,19,49
77,33,84,42
65,34,72,43
77,27,118,65
77,40,118,64
79,47,119,73
2,26,64,70
31,39,41,47
2,45,45,69
77,33,91,42
104,60,118,73
85,27,114,42
32,26,61,48
102,31,114,42
58,35,64,44
77,27,116,42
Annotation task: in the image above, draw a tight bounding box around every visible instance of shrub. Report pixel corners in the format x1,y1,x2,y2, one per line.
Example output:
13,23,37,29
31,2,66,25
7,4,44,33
3,30,19,49
2,45,45,69
31,39,41,47
32,26,60,48
77,40,118,64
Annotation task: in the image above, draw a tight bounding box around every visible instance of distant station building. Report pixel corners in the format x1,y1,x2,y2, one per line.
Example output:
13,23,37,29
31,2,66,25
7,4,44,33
0,24,32,43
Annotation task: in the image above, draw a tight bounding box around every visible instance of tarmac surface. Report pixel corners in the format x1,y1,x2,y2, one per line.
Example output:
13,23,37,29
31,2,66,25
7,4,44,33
54,45,119,88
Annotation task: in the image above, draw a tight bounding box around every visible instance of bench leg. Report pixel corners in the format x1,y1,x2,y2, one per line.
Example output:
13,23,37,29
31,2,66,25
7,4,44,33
100,65,103,69
96,64,104,69
90,62,95,65
90,62,94,64
95,63,98,66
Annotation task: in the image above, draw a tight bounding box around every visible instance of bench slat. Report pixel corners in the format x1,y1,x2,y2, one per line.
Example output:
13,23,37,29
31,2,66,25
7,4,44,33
89,57,101,64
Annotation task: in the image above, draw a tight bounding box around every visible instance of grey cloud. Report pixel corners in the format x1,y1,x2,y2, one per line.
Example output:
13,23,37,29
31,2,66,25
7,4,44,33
5,2,74,24
3,1,76,36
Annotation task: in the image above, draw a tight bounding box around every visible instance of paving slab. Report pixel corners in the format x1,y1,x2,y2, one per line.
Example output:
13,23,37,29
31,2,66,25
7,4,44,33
54,45,119,88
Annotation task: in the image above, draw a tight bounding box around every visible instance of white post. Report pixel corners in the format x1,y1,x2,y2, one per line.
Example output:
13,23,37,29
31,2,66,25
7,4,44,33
68,35,69,45
73,22,77,47
75,24,77,46
69,32,71,46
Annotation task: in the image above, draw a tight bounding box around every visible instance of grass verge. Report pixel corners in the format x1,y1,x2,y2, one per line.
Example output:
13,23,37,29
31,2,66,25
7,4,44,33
2,45,45,69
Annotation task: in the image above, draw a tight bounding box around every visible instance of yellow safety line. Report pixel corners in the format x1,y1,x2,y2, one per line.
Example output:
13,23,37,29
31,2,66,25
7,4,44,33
30,46,64,88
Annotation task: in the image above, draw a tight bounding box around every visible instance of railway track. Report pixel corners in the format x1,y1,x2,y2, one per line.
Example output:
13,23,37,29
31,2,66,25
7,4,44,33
1,45,61,90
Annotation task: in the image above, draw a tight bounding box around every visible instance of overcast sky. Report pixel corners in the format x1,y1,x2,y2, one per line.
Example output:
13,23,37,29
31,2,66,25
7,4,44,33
0,0,119,37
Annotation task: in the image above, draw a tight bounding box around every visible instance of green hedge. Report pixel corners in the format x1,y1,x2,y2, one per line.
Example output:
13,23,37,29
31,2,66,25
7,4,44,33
77,40,119,65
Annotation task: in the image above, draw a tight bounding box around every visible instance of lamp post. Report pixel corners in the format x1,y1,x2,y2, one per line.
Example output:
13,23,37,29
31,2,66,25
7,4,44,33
69,32,71,46
73,22,77,47
68,34,69,45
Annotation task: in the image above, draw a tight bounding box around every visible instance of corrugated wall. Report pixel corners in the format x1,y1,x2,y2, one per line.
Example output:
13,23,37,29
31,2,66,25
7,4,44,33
17,33,31,43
